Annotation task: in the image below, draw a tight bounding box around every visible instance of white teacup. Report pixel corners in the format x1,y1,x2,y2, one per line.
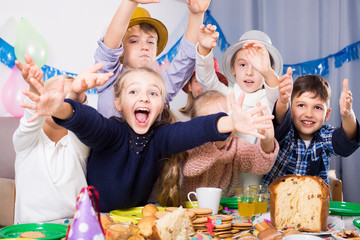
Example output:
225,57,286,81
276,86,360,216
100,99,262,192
187,187,222,214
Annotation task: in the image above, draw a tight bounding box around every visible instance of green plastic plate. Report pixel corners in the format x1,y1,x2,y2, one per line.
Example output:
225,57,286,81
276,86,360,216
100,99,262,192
110,206,166,224
329,201,360,216
220,197,238,209
0,223,67,239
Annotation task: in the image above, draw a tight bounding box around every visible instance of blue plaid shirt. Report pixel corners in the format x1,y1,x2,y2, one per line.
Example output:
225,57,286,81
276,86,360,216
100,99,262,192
262,109,360,186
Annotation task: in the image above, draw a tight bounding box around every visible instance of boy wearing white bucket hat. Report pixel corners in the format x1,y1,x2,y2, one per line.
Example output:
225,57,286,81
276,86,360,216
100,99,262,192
94,0,211,118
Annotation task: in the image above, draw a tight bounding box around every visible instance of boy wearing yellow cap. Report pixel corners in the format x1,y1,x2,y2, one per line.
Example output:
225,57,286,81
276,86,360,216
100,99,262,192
95,0,210,118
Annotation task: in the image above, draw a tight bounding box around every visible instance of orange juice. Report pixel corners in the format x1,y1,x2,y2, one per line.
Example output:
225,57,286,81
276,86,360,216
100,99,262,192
237,200,255,217
254,201,268,214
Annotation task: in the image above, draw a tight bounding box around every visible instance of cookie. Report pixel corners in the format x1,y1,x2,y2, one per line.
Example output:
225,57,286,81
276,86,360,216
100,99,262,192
193,223,207,228
209,214,233,223
142,203,158,217
20,231,46,238
232,222,253,228
214,229,239,236
192,217,208,224
186,211,196,220
193,227,208,232
217,233,234,238
165,207,179,212
186,208,213,216
154,210,168,219
214,222,232,230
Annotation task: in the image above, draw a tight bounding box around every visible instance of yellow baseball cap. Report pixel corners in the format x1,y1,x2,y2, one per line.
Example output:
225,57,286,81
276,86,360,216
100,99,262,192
128,7,168,56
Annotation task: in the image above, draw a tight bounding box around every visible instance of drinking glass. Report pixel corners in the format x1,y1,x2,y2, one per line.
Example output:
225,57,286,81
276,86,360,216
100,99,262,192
249,185,270,214
236,187,256,217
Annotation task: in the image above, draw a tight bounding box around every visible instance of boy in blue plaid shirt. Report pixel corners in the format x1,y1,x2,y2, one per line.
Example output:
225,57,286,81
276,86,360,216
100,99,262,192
262,68,360,185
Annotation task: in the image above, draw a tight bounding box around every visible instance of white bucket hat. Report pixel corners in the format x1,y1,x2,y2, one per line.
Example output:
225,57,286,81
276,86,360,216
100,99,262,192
222,30,283,84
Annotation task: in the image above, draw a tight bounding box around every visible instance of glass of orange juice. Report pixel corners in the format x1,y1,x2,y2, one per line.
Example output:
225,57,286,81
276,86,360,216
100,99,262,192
249,185,269,214
236,187,256,217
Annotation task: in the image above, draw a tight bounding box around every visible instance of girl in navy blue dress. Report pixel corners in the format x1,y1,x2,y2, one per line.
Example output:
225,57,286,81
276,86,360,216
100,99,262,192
21,66,274,212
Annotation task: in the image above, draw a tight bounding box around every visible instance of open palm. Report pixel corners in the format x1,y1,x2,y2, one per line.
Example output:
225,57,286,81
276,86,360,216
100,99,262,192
21,77,66,122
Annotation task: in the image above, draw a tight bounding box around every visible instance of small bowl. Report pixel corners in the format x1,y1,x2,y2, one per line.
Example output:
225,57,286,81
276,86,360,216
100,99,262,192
283,234,323,240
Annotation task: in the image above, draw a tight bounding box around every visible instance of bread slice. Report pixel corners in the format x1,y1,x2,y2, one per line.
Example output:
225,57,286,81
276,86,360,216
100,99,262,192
269,175,330,232
150,206,194,240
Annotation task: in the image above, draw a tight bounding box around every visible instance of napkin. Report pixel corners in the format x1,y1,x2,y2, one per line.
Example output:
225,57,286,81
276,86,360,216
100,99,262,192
66,186,104,240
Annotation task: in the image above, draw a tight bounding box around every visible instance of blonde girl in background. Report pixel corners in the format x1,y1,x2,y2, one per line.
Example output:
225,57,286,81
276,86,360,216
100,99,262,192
20,66,274,212
182,90,279,199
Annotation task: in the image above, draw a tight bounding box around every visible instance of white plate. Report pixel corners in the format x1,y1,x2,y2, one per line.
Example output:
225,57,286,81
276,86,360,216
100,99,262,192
253,212,344,235
331,229,360,240
283,235,323,240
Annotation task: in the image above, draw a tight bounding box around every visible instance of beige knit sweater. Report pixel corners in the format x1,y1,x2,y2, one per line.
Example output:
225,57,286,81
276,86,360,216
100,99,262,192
182,135,279,199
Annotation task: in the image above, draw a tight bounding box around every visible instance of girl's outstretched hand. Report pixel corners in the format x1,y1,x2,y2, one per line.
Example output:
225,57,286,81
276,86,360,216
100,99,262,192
72,63,114,95
20,76,66,122
228,91,274,139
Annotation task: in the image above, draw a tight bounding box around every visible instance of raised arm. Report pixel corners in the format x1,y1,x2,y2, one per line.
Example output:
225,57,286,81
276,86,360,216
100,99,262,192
274,67,293,125
243,41,278,88
217,91,274,139
339,78,357,140
195,24,228,93
185,0,211,44
103,0,160,49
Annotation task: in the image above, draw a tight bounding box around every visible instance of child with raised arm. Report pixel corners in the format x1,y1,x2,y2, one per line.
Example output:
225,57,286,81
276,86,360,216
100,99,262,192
194,25,283,186
196,26,282,143
13,56,113,224
262,74,360,186
21,66,274,212
182,90,279,198
95,0,211,118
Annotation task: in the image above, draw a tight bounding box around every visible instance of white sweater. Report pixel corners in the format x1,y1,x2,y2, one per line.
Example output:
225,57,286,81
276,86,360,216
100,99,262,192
13,98,89,224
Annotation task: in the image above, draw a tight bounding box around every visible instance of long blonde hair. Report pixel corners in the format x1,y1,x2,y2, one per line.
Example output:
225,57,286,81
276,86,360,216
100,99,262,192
154,108,186,207
114,67,185,206
179,93,194,116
